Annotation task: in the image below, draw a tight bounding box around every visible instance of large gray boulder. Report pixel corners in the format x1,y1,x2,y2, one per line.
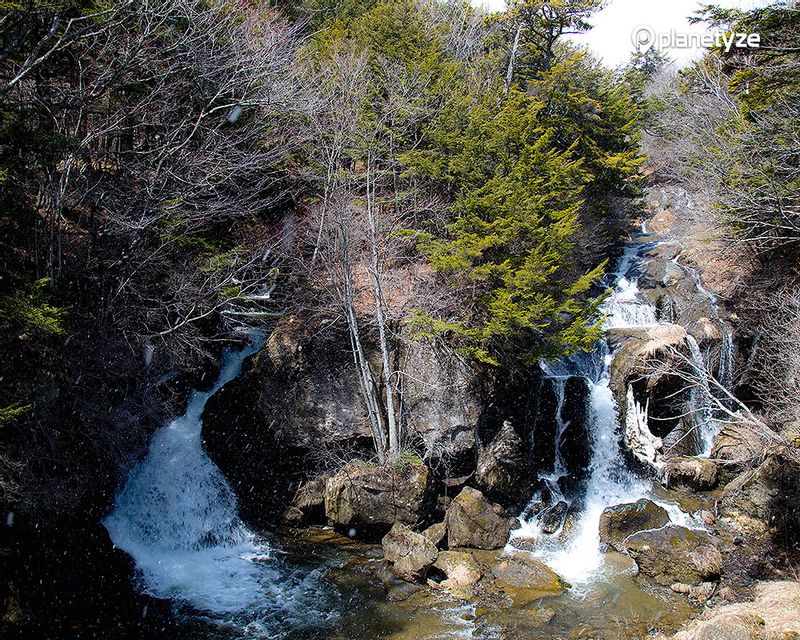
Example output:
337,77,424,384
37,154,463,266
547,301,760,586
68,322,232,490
325,459,430,532
624,525,722,586
403,341,484,476
445,487,512,550
382,523,439,582
599,499,671,552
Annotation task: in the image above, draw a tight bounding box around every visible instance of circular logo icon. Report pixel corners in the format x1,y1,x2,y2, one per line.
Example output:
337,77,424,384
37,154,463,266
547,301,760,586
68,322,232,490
631,24,657,53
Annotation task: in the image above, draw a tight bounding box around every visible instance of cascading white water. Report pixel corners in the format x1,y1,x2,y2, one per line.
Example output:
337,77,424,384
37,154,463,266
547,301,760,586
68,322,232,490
104,332,331,633
512,243,696,586
686,335,719,456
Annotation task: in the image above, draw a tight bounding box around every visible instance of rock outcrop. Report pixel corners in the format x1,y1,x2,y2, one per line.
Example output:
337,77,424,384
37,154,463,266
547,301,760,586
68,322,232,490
325,459,431,534
721,450,800,529
382,523,439,582
283,474,330,525
445,487,512,550
625,525,722,586
599,499,671,552
402,342,484,478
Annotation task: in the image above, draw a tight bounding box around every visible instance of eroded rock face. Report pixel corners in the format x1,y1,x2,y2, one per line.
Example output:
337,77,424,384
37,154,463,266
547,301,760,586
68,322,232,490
711,424,767,471
599,499,671,553
490,553,568,605
445,487,511,550
663,457,719,491
624,525,722,586
382,523,438,582
403,341,484,477
325,459,430,533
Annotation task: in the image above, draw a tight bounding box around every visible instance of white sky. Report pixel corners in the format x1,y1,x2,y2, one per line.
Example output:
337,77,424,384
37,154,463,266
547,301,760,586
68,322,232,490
471,0,775,68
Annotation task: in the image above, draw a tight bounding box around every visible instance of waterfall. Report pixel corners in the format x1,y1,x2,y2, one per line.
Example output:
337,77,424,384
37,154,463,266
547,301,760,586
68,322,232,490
511,243,696,586
686,335,719,456
104,331,331,633
719,324,734,390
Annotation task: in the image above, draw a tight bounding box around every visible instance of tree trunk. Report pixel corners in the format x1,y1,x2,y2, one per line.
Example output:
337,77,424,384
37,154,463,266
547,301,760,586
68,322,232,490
366,150,400,460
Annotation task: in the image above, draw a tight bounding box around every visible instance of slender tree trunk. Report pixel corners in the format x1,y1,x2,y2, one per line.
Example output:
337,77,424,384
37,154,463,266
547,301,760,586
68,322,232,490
366,150,399,460
339,214,388,462
504,23,523,94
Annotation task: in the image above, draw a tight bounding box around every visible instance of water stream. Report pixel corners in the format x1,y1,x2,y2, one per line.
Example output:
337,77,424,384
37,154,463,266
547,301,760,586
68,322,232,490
511,241,706,586
103,331,334,636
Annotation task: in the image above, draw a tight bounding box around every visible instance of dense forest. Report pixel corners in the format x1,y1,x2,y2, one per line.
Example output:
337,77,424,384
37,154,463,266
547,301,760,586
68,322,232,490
1,0,799,638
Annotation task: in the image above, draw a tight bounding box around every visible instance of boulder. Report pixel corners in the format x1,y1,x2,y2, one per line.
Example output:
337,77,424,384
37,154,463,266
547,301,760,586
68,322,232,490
422,522,447,549
663,456,719,491
668,581,800,640
540,501,569,535
382,523,439,583
624,525,722,586
599,499,671,553
445,487,512,550
325,459,430,533
476,420,529,504
490,553,568,605
432,551,482,593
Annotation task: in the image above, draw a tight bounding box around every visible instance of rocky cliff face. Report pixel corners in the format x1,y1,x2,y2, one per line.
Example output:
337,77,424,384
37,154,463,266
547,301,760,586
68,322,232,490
201,315,505,522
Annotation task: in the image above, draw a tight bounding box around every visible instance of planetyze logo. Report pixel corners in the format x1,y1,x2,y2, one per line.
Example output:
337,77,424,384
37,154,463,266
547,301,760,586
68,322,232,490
632,25,761,54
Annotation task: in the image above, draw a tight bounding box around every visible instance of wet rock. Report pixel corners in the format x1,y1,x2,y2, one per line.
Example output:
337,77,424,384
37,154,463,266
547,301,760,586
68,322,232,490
540,501,569,535
526,607,556,625
432,551,482,593
325,459,430,533
558,376,593,486
422,522,447,549
624,525,722,586
476,421,529,504
382,523,439,583
490,553,568,605
508,535,537,552
663,456,719,491
599,499,670,553
520,479,555,521
445,487,512,550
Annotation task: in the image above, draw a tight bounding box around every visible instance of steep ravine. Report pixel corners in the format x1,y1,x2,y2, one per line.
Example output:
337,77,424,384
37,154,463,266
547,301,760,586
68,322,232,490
5,186,798,640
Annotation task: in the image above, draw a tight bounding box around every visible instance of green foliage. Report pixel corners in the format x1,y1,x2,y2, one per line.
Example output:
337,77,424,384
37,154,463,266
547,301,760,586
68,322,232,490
392,450,422,468
0,279,67,336
0,402,31,427
404,89,609,364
